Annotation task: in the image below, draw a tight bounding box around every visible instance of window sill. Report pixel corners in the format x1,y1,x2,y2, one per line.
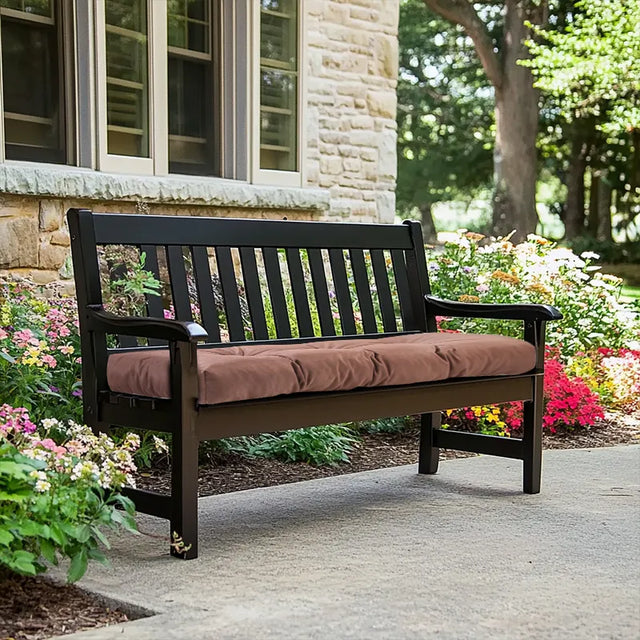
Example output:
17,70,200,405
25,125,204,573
0,163,330,212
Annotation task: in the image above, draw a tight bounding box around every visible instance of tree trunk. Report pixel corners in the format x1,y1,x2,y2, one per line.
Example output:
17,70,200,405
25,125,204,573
588,171,600,237
421,0,545,240
492,1,540,240
418,202,438,242
597,175,613,241
564,136,587,239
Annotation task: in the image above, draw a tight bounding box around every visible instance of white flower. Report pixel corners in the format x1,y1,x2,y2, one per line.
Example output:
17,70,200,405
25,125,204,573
580,251,600,260
35,479,51,492
152,435,169,454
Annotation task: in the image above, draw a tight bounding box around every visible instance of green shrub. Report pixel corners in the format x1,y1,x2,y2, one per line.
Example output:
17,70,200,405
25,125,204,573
0,407,138,582
428,232,640,357
357,416,411,434
245,425,360,466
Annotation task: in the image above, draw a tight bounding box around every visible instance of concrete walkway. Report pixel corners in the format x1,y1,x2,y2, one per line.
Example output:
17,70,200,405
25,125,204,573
57,445,640,640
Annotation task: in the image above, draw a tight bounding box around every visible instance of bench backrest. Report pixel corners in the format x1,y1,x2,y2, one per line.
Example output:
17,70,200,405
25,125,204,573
68,209,434,350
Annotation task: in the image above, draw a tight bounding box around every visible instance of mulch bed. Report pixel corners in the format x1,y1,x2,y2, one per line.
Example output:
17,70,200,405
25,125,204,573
136,410,640,497
2,409,638,640
0,569,130,640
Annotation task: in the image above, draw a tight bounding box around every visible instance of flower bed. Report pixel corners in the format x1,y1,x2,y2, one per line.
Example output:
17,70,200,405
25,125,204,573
1,232,639,582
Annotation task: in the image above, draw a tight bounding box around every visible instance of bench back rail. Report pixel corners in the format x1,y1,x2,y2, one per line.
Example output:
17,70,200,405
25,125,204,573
70,210,433,350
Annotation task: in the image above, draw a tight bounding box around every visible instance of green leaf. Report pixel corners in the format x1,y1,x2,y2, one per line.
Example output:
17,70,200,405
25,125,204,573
67,548,88,583
40,538,58,565
91,525,111,550
0,528,14,546
88,548,109,566
0,351,16,364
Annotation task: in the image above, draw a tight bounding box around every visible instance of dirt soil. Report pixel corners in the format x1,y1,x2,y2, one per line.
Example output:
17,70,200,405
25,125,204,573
2,409,638,640
135,410,640,497
0,570,130,640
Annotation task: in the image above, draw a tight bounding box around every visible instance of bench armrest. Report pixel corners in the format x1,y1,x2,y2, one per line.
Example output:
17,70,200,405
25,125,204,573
86,306,208,343
424,295,562,322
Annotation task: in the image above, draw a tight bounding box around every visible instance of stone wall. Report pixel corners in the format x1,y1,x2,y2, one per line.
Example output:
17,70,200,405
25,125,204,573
0,2,399,283
305,0,399,223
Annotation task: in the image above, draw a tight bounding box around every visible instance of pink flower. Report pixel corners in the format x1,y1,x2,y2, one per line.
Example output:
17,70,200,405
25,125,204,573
40,354,57,368
0,328,7,340
12,329,34,347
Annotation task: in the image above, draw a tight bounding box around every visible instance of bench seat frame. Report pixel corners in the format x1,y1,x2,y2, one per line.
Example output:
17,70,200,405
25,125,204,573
68,208,561,559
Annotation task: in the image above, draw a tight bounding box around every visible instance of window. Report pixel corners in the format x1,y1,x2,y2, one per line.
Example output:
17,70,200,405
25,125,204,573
259,0,298,173
105,0,149,158
0,0,302,184
167,0,219,176
0,0,69,163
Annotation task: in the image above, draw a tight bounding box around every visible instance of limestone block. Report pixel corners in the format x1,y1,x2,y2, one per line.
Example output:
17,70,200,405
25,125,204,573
350,7,378,23
373,35,398,79
0,215,38,268
350,115,375,129
39,241,69,270
305,160,320,185
322,53,368,75
320,156,343,175
344,157,362,172
367,90,397,118
50,229,71,246
376,191,396,223
323,3,349,23
29,270,59,285
378,129,397,179
360,148,378,162
337,84,368,100
355,98,367,109
338,145,359,157
349,130,377,147
39,200,63,231
362,160,379,181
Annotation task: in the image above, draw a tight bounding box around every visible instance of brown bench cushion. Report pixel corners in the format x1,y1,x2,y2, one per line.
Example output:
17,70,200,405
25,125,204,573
106,333,536,406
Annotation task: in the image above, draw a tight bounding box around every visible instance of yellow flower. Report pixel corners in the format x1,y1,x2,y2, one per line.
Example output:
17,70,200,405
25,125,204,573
458,294,480,303
491,270,521,285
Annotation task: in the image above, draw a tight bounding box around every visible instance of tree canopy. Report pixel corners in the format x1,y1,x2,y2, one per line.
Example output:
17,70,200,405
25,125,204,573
525,0,640,135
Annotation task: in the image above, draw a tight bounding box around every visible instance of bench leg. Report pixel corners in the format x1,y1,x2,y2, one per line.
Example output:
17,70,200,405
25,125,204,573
418,412,441,474
170,425,199,559
522,376,544,494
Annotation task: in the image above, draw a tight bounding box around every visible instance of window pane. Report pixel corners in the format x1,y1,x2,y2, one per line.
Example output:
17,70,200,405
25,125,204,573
259,0,297,171
105,0,149,157
168,0,216,176
0,0,65,163
0,0,52,18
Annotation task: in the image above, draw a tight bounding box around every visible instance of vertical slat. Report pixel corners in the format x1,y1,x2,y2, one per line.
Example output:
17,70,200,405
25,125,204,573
329,248,356,335
215,246,245,341
307,248,335,337
370,249,397,333
239,247,269,340
262,247,292,338
190,246,221,342
286,248,314,337
349,249,377,334
166,246,193,322
140,245,166,346
404,220,430,332
391,249,414,330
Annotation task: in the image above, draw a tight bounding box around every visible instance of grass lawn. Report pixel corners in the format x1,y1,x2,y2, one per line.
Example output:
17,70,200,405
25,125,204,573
621,285,640,302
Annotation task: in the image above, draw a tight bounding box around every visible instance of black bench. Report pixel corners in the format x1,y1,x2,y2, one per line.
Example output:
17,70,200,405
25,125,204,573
68,209,561,559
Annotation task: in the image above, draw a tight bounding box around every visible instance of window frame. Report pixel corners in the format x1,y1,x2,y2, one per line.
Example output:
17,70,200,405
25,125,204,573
250,0,303,187
0,0,75,165
94,0,167,175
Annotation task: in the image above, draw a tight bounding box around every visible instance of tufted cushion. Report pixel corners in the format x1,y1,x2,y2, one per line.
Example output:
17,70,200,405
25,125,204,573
106,333,536,406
